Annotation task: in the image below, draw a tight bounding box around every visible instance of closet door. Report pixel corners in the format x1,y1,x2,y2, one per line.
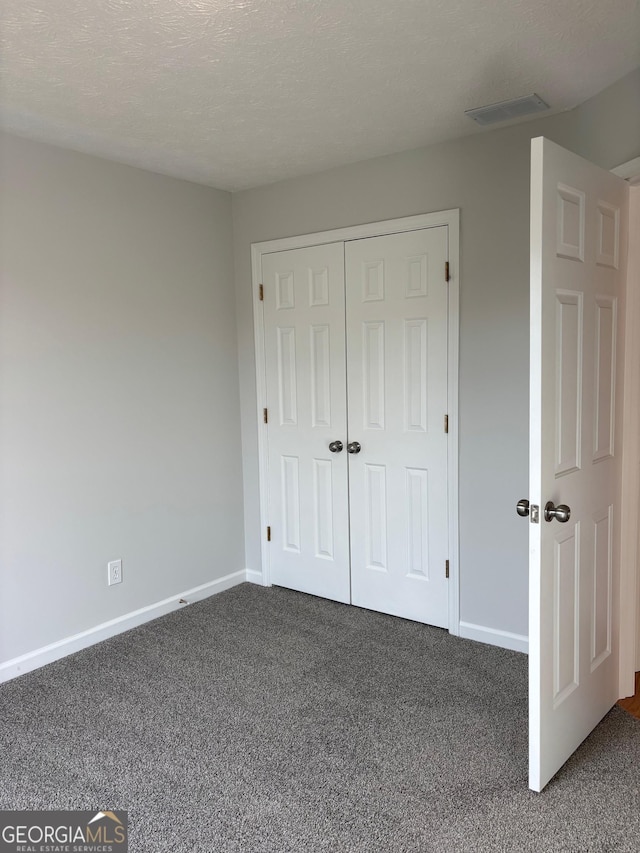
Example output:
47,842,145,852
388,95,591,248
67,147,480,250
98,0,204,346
262,243,350,603
345,227,450,627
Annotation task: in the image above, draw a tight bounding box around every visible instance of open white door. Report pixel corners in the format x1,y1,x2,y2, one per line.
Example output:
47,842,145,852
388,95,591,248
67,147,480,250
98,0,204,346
529,137,629,791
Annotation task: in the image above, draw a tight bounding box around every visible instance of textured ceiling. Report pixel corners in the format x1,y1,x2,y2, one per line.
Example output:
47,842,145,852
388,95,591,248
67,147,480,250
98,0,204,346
1,0,639,191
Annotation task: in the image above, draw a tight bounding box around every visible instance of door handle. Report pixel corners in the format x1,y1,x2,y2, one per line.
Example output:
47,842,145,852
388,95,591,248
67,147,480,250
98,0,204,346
328,440,343,453
544,501,571,523
347,441,361,454
516,499,530,517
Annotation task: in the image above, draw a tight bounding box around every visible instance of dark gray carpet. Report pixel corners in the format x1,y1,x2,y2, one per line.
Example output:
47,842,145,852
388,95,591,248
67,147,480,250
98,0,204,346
1,583,639,852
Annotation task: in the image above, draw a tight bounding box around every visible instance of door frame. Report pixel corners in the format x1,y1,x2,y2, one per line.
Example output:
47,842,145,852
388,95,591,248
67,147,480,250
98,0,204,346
620,184,640,689
251,209,461,634
612,161,640,688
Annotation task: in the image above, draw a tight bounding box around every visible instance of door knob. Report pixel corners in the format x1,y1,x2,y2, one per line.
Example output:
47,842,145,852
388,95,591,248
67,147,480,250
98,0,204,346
544,501,571,523
516,499,530,517
328,440,343,453
347,441,361,454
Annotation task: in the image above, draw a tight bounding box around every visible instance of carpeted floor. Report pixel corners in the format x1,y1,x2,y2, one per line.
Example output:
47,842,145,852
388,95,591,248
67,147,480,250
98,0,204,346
1,583,639,852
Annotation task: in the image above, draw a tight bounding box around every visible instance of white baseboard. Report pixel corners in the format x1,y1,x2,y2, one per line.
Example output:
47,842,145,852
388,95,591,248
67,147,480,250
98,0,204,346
0,569,247,685
246,569,264,585
459,620,528,654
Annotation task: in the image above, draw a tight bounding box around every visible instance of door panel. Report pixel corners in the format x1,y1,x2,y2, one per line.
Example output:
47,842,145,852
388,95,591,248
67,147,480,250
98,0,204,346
263,243,350,603
529,137,628,791
346,228,449,626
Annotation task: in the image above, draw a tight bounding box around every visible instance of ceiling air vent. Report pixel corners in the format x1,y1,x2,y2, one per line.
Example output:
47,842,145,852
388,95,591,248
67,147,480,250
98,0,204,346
465,93,549,127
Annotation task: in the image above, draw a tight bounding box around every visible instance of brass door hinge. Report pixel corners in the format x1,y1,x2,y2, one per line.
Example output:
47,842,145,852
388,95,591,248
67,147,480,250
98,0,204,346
263,407,268,424
445,261,450,283
445,559,450,579
444,414,449,434
266,526,271,542
259,284,264,301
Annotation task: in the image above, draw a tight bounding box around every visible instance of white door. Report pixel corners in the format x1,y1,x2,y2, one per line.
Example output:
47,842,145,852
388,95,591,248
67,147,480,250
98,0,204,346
262,226,452,628
346,228,450,626
262,242,350,603
529,137,629,791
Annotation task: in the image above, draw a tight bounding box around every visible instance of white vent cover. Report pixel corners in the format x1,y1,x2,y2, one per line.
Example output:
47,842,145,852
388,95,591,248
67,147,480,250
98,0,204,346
465,93,549,126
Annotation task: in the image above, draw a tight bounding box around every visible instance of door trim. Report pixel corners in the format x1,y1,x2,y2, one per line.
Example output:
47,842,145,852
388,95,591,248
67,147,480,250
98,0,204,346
620,185,640,688
251,210,461,635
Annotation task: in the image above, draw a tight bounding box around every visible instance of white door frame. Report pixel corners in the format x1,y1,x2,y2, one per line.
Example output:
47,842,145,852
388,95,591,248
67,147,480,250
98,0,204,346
251,210,461,635
614,155,640,692
620,184,640,688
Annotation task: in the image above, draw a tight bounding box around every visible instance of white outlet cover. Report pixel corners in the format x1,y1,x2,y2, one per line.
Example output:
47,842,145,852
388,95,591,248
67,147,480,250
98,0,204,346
107,559,122,586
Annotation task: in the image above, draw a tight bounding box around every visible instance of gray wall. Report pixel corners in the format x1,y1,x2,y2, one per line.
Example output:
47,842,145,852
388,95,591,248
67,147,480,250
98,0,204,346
0,134,242,663
232,68,640,639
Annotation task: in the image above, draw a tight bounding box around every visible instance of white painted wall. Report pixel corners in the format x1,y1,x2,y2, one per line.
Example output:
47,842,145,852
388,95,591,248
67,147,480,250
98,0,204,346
0,134,243,665
232,68,640,641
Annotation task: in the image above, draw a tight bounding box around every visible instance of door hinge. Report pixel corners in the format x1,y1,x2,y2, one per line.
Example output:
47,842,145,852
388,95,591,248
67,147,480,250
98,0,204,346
444,414,449,434
445,559,450,579
266,526,271,542
263,407,268,424
259,284,264,301
445,261,450,283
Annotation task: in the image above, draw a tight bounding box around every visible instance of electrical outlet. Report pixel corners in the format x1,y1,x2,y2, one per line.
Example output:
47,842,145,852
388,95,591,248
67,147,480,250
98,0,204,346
107,559,122,586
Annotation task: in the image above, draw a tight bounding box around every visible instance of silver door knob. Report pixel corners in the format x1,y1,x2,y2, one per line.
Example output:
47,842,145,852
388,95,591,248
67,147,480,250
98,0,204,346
544,501,571,523
347,441,361,454
328,440,343,453
516,499,530,517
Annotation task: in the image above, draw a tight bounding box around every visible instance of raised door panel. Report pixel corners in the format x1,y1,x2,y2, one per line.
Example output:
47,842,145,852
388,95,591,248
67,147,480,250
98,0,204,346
364,463,388,571
555,291,583,476
404,319,428,433
593,298,616,462
312,459,334,560
310,325,332,428
591,506,613,671
406,467,430,579
553,525,580,708
277,327,298,426
362,322,386,430
280,455,301,553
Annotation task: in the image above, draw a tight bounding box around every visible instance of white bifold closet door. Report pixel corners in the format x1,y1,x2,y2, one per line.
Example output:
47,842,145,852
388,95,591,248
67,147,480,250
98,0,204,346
262,227,450,628
262,242,350,604
345,229,449,626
